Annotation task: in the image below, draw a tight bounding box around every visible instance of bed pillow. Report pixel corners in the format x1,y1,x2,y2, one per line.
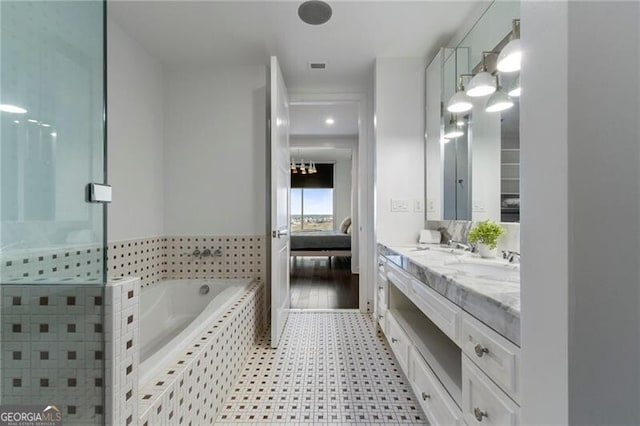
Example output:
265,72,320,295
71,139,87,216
339,217,351,234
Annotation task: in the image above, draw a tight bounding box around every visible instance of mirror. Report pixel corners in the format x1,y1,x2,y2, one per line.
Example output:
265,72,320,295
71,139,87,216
427,1,521,223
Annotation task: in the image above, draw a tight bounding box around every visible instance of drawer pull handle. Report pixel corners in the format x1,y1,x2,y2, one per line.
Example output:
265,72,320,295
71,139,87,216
473,408,488,422
378,261,384,267
474,344,489,357
379,286,384,291
391,337,398,343
378,314,384,320
421,392,430,401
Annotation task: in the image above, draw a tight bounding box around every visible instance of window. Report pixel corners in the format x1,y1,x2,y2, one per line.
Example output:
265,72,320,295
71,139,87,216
291,188,334,231
290,163,334,231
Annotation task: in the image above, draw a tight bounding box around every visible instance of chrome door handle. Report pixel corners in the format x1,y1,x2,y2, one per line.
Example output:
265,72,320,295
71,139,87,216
378,314,384,319
421,392,430,401
391,337,398,343
474,344,489,357
272,229,289,238
474,408,488,422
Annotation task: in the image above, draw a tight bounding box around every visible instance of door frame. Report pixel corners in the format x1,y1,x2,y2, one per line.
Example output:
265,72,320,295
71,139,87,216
288,92,374,314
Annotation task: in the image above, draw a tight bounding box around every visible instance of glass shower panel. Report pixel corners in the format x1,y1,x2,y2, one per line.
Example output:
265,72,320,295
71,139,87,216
1,0,106,284
0,1,106,424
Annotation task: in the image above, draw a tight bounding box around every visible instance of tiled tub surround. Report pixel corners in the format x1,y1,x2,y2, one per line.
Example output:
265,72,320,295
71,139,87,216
105,277,141,426
138,280,264,425
108,235,266,288
106,274,264,425
0,284,105,425
379,243,520,346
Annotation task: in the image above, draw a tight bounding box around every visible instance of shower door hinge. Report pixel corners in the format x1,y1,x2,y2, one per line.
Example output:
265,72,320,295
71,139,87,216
87,183,112,203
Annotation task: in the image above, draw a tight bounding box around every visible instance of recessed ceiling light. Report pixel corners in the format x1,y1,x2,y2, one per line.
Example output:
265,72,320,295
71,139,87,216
298,1,332,26
325,117,335,125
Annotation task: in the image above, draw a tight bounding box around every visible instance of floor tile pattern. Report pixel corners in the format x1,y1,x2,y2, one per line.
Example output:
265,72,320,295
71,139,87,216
216,312,428,425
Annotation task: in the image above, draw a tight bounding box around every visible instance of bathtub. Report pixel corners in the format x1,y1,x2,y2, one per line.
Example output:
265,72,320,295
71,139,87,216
138,278,253,386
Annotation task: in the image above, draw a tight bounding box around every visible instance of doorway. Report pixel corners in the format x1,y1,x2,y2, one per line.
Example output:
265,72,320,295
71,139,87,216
288,101,360,309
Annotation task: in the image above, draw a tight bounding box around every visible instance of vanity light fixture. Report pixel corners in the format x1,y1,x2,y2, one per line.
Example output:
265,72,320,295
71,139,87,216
497,19,521,73
444,114,465,139
485,75,514,113
447,75,473,113
308,161,317,174
0,104,27,114
466,52,498,97
299,160,307,174
508,74,521,97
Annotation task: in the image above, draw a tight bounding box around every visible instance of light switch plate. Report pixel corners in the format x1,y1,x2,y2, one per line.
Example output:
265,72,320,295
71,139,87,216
391,199,410,212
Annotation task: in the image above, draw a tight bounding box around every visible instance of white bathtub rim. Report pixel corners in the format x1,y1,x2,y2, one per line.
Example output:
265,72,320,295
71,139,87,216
138,278,256,388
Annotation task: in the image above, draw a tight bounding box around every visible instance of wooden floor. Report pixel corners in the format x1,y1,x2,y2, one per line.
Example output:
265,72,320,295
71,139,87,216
290,256,359,309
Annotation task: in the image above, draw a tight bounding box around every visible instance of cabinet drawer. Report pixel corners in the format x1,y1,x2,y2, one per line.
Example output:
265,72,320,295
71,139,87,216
377,256,387,277
410,349,463,426
377,295,388,334
386,311,410,372
462,355,520,426
377,271,388,306
386,262,411,295
460,312,520,403
411,279,461,344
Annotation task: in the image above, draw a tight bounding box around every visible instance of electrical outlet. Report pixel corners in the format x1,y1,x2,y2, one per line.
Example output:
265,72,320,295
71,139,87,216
414,199,424,212
427,200,436,212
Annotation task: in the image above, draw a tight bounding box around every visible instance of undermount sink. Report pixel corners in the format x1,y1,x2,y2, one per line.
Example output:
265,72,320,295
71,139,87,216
444,260,520,283
410,245,464,255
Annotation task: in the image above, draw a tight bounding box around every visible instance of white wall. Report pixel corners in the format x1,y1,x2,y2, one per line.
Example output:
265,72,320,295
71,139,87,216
163,66,267,236
521,1,640,424
107,18,165,242
375,58,426,245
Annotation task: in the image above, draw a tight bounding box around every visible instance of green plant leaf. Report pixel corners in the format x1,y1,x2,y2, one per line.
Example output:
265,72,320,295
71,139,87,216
467,220,506,249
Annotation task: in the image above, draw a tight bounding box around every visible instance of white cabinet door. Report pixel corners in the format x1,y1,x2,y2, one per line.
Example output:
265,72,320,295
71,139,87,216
411,348,464,426
460,312,520,402
462,355,520,426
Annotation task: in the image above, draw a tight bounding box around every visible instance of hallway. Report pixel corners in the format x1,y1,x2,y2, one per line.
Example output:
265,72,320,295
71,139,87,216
216,312,427,424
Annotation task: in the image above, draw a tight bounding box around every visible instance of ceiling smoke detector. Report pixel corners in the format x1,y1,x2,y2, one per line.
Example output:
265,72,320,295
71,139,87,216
298,1,332,26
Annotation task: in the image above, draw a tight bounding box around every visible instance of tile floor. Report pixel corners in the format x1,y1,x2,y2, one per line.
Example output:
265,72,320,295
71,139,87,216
216,312,428,425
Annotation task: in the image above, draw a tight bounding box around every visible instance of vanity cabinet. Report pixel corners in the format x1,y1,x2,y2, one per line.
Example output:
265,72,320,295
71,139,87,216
377,252,521,425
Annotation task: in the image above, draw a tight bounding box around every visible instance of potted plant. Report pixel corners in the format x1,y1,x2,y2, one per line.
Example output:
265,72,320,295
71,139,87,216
468,220,505,258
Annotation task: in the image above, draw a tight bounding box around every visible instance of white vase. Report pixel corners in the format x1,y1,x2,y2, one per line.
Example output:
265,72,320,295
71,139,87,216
477,243,497,258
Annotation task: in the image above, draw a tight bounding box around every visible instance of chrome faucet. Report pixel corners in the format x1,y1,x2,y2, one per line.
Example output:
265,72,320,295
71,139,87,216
502,250,520,264
448,239,475,252
200,248,212,258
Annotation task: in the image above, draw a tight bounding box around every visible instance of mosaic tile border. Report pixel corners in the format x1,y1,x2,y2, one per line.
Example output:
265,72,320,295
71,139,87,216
138,280,264,425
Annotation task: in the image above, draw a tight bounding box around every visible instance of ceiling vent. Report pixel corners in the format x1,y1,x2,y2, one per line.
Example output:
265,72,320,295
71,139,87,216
308,62,327,70
298,1,332,26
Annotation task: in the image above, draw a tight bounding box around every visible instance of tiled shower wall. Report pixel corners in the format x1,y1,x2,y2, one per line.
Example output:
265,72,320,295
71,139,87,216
108,235,266,288
0,285,105,425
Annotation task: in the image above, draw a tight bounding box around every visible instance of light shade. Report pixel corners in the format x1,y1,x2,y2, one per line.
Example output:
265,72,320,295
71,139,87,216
0,104,27,114
466,71,496,97
497,39,522,72
447,90,473,113
508,75,521,97
486,90,514,113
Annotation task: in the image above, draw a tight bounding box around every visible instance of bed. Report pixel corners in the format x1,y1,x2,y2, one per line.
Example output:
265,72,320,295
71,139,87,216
290,230,352,257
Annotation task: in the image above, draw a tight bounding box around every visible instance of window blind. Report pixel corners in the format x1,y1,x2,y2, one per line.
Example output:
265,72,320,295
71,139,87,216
291,163,334,188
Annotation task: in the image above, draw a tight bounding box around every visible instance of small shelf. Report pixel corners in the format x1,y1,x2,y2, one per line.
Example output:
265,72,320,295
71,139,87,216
389,304,462,408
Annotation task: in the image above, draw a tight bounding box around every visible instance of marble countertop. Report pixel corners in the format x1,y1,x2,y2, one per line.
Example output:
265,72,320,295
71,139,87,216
378,243,521,346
